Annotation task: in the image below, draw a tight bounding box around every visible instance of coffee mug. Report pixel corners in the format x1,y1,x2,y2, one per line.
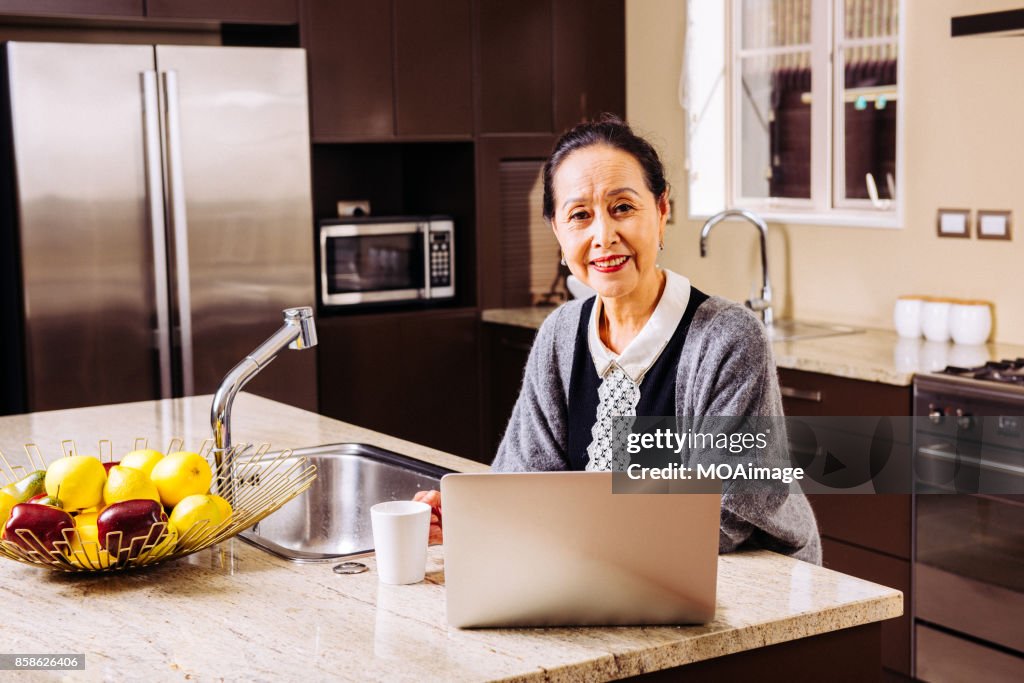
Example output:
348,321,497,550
949,302,992,345
921,300,952,343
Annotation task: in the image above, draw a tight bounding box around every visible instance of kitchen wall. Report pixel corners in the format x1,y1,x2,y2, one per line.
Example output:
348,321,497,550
626,0,1024,343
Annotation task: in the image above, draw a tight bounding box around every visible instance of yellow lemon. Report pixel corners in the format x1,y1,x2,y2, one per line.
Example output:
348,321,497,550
119,449,165,477
169,494,225,548
151,452,212,507
103,466,160,506
0,490,16,530
44,455,106,510
65,545,114,570
209,494,233,522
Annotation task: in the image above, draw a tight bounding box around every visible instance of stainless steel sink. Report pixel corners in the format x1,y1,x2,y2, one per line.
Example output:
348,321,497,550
238,443,451,562
767,320,863,342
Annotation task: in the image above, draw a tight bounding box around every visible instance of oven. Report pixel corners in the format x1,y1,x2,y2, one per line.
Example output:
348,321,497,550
913,367,1024,681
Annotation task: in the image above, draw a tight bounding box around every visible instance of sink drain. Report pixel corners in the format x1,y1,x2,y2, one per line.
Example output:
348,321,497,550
333,561,368,575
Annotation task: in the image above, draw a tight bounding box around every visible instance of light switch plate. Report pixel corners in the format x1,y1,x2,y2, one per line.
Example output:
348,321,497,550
937,208,970,238
977,210,1012,240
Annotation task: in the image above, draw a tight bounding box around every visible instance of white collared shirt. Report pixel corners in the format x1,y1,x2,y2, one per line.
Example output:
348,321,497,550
587,269,692,384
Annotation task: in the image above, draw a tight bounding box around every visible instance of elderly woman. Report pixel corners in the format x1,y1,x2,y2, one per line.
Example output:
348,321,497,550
419,116,820,564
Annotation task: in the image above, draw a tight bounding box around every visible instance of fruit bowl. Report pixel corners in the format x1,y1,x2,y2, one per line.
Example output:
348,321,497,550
0,438,317,573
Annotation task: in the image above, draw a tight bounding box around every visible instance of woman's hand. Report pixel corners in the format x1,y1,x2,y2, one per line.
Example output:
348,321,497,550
413,489,443,545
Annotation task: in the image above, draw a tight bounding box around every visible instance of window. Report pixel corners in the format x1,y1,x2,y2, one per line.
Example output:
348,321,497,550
684,0,903,227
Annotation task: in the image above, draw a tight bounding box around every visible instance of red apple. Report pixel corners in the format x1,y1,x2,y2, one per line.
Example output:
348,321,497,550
97,499,167,560
3,503,74,554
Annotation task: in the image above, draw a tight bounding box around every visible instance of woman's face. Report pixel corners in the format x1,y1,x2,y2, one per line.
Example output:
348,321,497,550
550,144,668,303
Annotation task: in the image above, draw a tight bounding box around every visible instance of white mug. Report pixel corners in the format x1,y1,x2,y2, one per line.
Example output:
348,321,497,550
371,500,430,585
920,300,952,343
949,302,992,346
893,296,924,338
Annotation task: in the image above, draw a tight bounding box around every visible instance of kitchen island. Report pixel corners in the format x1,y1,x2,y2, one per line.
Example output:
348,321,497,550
0,395,902,681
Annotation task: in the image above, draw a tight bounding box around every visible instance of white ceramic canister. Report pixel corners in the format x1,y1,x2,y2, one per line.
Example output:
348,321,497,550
921,299,952,343
949,301,993,346
893,295,925,338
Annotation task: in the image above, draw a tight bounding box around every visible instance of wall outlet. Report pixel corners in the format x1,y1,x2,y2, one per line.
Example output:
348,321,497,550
337,200,371,217
937,208,970,238
977,210,1012,240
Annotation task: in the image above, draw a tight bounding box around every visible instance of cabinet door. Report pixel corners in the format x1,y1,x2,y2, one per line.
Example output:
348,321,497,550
482,323,536,457
0,0,141,16
476,0,553,133
147,0,298,23
303,0,394,141
394,0,473,137
318,310,481,460
552,0,625,130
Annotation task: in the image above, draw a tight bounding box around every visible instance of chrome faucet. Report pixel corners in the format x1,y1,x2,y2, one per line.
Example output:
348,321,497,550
211,307,318,496
699,209,774,327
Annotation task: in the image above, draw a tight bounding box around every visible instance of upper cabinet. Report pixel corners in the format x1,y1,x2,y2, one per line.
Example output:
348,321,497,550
0,0,298,22
304,0,473,142
0,0,142,17
147,0,299,24
477,0,625,135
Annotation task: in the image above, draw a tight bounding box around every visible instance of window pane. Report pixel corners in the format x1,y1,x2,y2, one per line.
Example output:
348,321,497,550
739,52,812,199
741,0,812,49
844,0,898,40
841,45,897,201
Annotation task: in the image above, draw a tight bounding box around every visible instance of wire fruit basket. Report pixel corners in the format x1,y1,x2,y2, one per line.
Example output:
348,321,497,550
0,438,317,573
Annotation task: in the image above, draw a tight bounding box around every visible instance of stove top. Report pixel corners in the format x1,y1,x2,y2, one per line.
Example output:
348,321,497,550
940,358,1024,385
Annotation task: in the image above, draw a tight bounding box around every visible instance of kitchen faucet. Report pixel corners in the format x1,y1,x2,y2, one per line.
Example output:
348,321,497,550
211,307,318,497
699,209,774,327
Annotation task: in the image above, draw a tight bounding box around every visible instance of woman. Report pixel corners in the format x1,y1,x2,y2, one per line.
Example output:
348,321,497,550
418,115,821,564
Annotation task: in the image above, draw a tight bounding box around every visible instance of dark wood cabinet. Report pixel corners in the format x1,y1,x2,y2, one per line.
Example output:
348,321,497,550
552,0,626,130
481,321,536,458
304,0,473,141
304,0,394,141
0,0,142,17
780,367,913,676
476,0,552,134
147,0,298,23
318,309,481,461
394,0,473,137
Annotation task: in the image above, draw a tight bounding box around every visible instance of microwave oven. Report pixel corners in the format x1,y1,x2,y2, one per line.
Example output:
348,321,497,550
319,216,455,307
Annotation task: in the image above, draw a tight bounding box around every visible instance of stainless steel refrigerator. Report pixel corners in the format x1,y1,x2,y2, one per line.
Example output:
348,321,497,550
0,41,317,414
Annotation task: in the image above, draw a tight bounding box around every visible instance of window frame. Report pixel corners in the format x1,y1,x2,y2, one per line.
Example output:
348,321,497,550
719,0,905,229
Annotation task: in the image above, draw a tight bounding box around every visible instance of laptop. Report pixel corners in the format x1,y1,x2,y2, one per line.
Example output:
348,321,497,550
441,471,722,628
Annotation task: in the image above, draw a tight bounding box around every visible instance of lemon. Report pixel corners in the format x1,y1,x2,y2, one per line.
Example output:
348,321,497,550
65,545,114,570
169,494,225,548
45,456,106,510
151,451,212,507
119,449,165,477
103,465,160,506
0,490,16,529
65,518,113,569
209,494,233,522
149,522,178,558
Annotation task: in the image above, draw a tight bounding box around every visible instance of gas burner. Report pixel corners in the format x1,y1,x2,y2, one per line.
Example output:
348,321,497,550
940,359,1024,384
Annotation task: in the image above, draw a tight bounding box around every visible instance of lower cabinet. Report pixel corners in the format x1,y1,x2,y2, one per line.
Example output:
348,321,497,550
781,367,913,677
318,309,481,461
481,322,536,459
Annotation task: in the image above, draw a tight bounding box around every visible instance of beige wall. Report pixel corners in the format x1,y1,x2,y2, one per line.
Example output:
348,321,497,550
627,0,1024,343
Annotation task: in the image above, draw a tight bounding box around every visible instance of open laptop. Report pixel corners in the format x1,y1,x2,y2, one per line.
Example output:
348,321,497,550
441,471,722,628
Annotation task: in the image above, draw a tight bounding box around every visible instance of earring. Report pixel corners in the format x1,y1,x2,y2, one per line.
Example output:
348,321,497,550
560,253,567,266
659,241,664,251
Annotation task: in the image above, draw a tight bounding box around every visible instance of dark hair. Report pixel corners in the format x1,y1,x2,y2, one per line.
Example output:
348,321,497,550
542,114,668,220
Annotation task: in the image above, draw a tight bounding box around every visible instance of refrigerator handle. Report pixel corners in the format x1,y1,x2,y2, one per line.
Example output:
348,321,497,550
142,71,173,399
162,69,195,396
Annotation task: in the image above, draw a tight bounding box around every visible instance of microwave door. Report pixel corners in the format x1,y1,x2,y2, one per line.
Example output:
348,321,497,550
320,222,426,305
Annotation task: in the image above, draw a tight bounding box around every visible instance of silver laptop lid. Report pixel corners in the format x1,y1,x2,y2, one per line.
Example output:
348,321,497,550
441,471,721,628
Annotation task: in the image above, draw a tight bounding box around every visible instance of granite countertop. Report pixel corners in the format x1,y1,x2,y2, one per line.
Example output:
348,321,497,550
482,306,1024,387
0,395,902,681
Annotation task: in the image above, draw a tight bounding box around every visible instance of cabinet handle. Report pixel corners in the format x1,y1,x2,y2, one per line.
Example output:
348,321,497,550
780,386,823,402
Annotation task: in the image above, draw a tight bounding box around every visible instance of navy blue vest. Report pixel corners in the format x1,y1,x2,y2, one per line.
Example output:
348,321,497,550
566,287,709,471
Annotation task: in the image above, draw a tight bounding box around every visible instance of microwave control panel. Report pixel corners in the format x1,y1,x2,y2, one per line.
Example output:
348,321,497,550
429,230,452,289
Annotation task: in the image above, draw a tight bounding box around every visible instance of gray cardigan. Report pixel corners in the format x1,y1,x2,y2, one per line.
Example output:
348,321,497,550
491,294,822,565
